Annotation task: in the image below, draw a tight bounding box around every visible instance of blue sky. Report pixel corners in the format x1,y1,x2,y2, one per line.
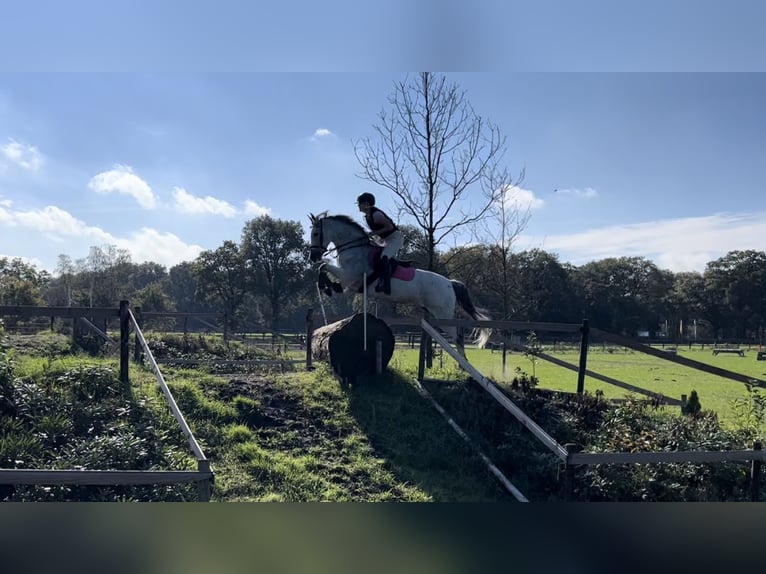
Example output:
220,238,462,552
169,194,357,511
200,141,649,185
1,2,765,276
1,72,765,275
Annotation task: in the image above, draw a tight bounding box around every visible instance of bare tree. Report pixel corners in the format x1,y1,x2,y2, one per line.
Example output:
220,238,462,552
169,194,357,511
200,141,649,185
481,169,531,320
355,72,519,271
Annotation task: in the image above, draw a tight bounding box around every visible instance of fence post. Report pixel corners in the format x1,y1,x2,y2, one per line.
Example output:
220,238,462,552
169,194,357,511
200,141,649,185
133,306,143,363
197,459,212,502
563,442,582,501
417,325,428,382
576,319,590,394
751,441,762,502
119,300,132,400
305,308,314,370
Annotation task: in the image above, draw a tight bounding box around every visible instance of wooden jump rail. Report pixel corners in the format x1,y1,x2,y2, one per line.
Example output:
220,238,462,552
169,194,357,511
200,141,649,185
416,317,766,500
128,308,212,500
591,328,765,387
495,333,683,406
420,319,569,462
0,303,213,501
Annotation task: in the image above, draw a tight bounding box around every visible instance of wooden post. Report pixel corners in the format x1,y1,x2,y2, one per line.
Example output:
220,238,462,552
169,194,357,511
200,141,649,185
133,306,143,363
502,342,507,375
119,300,131,399
576,319,590,394
197,459,212,502
417,328,428,382
563,442,582,501
305,308,314,370
751,441,762,502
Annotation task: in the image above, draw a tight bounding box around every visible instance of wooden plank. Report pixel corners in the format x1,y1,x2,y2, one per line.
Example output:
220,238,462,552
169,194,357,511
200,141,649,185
592,328,766,386
421,319,569,461
495,334,682,406
79,317,118,348
129,309,208,462
0,305,120,319
568,449,766,466
0,469,211,486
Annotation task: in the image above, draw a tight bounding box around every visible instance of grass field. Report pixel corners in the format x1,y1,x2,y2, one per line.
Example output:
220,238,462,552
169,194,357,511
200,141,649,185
389,343,766,428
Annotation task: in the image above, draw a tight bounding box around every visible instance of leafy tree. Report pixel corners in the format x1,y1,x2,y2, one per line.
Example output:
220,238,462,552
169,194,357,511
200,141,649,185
193,241,249,332
126,262,168,293
572,256,670,335
240,216,311,331
80,245,132,307
0,257,49,306
510,249,580,323
133,282,176,331
355,72,512,271
397,224,433,270
703,250,766,339
167,261,210,313
668,271,707,339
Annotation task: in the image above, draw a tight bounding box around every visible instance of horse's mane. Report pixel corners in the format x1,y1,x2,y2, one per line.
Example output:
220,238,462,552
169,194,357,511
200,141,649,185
310,211,369,239
327,214,366,235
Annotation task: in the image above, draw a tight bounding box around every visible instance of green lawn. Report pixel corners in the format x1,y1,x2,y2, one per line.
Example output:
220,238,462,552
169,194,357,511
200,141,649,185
390,344,766,428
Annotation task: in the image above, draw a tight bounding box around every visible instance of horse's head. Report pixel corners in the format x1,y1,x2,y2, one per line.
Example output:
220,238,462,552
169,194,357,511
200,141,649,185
308,212,326,262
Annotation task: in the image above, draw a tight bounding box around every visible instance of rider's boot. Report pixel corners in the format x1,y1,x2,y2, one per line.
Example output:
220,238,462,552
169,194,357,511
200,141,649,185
376,255,389,293
383,257,394,295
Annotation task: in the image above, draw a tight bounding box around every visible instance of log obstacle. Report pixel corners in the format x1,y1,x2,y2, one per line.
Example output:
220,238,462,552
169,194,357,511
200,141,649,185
311,313,394,383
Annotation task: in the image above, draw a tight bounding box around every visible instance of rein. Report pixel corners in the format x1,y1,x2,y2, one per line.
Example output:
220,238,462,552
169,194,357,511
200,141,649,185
314,218,373,257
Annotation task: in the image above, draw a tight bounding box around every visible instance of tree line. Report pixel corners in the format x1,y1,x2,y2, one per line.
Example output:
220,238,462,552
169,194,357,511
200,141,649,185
1,216,765,342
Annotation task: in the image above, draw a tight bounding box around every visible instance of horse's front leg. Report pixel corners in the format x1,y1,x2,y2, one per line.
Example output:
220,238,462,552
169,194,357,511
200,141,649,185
319,261,361,292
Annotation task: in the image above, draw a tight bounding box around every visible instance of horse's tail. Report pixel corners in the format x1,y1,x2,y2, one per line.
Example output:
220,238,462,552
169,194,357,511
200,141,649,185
451,280,492,348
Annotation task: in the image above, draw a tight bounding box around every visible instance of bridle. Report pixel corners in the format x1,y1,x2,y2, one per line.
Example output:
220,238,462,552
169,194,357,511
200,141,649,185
311,217,371,258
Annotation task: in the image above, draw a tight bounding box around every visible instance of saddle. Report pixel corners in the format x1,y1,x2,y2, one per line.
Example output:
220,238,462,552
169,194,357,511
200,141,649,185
361,250,416,294
316,250,416,297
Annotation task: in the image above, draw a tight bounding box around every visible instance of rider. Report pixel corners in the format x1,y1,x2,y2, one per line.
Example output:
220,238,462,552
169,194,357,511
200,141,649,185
356,192,403,294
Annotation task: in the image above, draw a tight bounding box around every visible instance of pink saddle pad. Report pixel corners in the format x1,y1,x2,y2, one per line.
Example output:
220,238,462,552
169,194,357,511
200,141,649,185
368,249,416,281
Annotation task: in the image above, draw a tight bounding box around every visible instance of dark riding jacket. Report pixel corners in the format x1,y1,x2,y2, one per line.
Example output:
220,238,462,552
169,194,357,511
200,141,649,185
364,207,398,239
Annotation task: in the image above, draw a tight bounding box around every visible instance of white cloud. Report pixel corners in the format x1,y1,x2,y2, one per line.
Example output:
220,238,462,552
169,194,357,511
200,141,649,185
172,186,237,218
243,199,271,217
521,212,766,272
7,205,113,243
1,139,43,171
555,187,598,199
88,165,158,209
310,128,335,141
115,228,204,268
502,185,544,210
0,203,203,271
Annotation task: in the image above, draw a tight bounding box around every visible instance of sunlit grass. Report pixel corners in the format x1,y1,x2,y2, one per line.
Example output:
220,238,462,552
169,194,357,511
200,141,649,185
391,344,765,428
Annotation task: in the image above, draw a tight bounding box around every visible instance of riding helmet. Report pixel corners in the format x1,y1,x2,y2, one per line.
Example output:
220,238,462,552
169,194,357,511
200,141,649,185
356,192,376,206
